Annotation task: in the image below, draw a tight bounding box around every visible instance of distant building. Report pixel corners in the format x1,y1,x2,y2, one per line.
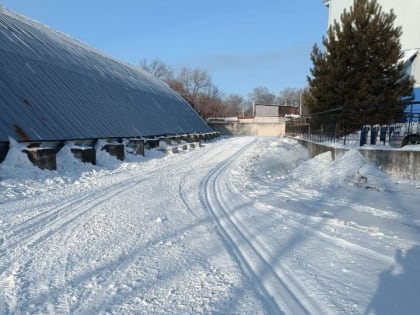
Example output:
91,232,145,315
208,104,295,137
255,104,299,117
323,0,420,93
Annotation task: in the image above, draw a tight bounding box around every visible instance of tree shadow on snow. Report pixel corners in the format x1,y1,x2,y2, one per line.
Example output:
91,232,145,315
364,246,420,315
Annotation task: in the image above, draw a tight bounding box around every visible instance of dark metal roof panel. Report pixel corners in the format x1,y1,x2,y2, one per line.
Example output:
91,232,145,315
0,8,212,142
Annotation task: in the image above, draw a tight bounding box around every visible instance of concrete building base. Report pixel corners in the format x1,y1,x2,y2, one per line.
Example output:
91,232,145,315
145,139,160,149
127,139,145,156
0,133,219,169
0,142,9,163
23,148,57,170
71,147,96,164
103,143,125,161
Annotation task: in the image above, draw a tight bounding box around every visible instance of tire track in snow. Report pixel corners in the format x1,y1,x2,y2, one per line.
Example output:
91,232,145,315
1,176,148,264
200,138,333,315
178,173,200,218
1,143,214,269
2,147,205,250
2,147,216,314
179,138,255,219
0,137,256,313
71,141,236,314
0,152,210,313
1,176,151,314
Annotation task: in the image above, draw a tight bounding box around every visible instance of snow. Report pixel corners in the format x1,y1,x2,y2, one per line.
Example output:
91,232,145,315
1,136,419,314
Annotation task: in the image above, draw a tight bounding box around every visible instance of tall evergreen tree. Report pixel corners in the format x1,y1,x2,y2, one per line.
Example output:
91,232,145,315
307,0,414,129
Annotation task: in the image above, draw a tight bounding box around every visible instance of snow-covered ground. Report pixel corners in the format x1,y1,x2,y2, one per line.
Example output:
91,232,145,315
0,137,419,314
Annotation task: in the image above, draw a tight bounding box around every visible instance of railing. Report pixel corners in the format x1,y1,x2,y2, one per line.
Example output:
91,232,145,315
285,102,420,147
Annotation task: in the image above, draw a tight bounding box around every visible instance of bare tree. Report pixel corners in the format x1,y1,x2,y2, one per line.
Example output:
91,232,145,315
174,67,213,112
276,88,299,106
178,67,212,106
248,86,276,105
197,86,225,118
224,94,246,117
139,58,248,119
139,58,173,81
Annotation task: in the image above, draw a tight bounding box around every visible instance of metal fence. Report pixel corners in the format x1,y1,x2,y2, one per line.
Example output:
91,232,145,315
285,102,420,147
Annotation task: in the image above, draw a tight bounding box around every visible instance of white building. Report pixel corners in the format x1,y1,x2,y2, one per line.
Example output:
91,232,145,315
323,0,420,90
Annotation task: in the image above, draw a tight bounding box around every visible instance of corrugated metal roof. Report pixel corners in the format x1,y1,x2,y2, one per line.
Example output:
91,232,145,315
0,7,212,142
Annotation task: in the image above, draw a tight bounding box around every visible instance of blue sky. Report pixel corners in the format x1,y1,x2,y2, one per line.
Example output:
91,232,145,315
0,0,328,97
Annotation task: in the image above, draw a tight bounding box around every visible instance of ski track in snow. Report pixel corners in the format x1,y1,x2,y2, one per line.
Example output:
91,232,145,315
0,136,419,314
200,139,321,314
75,144,239,314
2,170,155,313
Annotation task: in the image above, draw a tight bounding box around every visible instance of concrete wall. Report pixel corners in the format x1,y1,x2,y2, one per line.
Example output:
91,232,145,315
209,120,285,137
358,149,420,181
295,139,348,160
295,138,420,180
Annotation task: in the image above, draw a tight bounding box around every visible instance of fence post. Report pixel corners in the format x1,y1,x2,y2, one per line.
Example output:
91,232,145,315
370,126,378,145
360,126,369,146
380,126,387,145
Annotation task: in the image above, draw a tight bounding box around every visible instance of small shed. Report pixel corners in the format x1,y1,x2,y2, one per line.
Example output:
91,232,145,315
255,104,299,117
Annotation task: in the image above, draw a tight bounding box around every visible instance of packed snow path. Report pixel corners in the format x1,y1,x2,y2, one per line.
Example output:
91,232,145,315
0,137,419,314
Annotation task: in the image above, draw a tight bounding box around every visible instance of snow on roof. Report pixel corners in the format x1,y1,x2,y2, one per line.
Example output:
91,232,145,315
0,7,212,142
401,49,419,64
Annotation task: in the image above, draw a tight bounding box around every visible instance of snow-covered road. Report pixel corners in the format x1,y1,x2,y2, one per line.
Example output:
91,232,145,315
1,137,419,314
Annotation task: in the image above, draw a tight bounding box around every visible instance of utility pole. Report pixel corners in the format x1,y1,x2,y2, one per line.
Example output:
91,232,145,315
299,92,302,116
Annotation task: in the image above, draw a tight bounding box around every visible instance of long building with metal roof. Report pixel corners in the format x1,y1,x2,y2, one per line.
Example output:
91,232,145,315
0,7,212,144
